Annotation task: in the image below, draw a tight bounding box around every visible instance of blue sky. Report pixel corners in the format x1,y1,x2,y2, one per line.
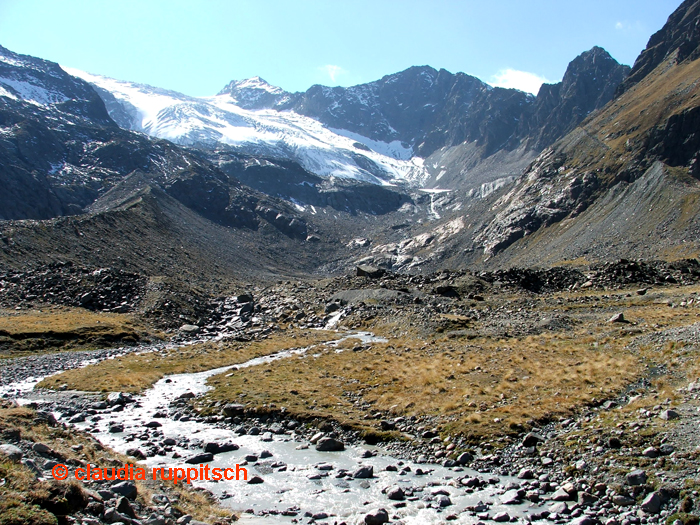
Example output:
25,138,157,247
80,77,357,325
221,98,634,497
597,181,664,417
0,0,682,96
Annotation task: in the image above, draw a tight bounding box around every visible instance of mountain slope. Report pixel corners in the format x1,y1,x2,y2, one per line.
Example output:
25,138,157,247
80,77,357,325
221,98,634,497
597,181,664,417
474,0,700,262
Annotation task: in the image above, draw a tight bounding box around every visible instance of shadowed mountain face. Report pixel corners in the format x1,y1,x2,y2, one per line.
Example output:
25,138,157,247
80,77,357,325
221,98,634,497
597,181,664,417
268,49,630,160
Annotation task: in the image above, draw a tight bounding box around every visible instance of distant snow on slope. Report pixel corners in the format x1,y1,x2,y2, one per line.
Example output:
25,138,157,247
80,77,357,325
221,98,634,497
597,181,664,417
63,67,427,186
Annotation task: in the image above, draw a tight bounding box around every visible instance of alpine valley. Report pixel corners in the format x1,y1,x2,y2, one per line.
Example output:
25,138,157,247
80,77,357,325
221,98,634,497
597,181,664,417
3,2,700,525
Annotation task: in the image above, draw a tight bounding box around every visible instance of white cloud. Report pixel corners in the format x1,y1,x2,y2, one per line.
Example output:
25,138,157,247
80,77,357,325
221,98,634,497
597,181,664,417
319,64,347,83
489,69,551,95
615,21,626,30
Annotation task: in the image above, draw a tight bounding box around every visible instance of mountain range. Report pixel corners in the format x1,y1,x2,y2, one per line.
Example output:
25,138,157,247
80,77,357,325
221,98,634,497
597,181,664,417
1,0,699,282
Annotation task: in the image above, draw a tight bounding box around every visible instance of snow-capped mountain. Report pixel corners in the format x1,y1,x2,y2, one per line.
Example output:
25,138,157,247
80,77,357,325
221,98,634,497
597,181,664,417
64,68,427,186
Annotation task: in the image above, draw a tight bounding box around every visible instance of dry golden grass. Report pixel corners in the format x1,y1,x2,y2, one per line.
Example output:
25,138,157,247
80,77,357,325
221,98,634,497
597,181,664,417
204,330,639,440
0,307,157,358
36,330,339,393
202,284,700,441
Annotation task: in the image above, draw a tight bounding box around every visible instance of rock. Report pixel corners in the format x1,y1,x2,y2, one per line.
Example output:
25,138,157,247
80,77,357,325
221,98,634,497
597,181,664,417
643,446,660,458
456,451,473,465
222,404,246,417
570,517,600,525
549,502,570,515
364,508,389,525
185,452,214,464
109,424,124,433
502,489,524,504
436,494,452,507
387,486,405,501
0,444,23,461
32,443,52,455
145,421,162,428
612,495,635,506
608,312,628,323
636,288,648,295
260,450,273,459
552,488,573,501
116,496,137,518
111,481,137,500
203,442,239,454
179,324,199,333
178,392,195,399
315,437,345,451
660,409,680,420
641,492,662,513
107,392,134,406
517,468,535,479
353,465,373,479
126,448,146,460
261,432,273,442
493,511,510,522
627,469,648,486
578,492,599,506
522,432,545,447
608,437,622,449
356,265,386,279
104,508,130,524
247,475,264,484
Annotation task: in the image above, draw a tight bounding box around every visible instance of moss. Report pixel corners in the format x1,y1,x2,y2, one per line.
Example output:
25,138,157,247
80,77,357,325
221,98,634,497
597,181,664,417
666,513,700,525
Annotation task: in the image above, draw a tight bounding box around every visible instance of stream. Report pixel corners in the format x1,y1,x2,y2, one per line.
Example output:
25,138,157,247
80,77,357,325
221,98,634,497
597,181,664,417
1,331,545,524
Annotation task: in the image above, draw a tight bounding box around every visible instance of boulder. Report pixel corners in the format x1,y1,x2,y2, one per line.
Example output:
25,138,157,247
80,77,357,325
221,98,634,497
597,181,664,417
364,508,389,525
315,437,345,451
356,265,385,279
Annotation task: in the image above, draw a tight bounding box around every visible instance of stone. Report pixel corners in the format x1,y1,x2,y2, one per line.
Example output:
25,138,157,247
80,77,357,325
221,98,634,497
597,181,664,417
315,437,345,451
185,452,214,464
626,469,648,486
436,494,452,507
608,312,628,323
116,496,137,518
641,492,662,514
145,421,162,428
0,444,23,460
364,508,389,525
107,392,134,406
522,432,545,447
356,265,386,279
387,486,405,501
103,508,130,524
222,404,246,417
247,475,264,484
32,443,52,455
493,511,510,522
353,465,373,478
502,489,524,504
642,446,660,458
179,324,199,333
111,481,137,500
517,468,535,479
456,451,473,465
552,488,573,501
659,409,680,420
612,495,635,506
126,448,146,460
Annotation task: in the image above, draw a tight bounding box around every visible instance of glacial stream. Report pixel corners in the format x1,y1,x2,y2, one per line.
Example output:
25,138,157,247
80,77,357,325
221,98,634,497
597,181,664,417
2,332,544,524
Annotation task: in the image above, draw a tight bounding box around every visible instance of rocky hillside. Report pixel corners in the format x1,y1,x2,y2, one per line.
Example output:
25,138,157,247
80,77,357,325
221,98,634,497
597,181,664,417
470,0,700,264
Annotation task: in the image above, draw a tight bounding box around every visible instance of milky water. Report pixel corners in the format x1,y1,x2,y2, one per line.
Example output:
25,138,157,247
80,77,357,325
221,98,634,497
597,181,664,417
3,332,542,523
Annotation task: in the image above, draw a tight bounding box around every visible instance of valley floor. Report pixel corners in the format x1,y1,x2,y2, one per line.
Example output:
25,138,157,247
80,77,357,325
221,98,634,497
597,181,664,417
2,261,700,524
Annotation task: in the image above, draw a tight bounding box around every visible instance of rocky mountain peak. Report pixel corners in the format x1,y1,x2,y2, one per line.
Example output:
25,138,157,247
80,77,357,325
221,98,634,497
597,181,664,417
527,46,630,149
616,0,700,95
217,76,291,109
0,45,112,124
